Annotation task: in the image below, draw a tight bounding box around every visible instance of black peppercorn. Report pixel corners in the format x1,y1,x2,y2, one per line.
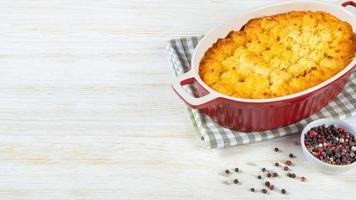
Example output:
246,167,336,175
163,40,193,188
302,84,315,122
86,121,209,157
250,188,255,192
281,189,286,194
283,166,289,171
225,169,230,175
267,173,272,178
330,125,336,132
262,189,267,194
233,179,239,184
342,158,347,164
274,147,279,152
326,149,333,155
275,162,279,167
257,175,262,179
289,153,295,158
287,173,291,177
272,172,278,177
291,173,296,178
262,168,266,172
265,181,270,187
234,168,239,173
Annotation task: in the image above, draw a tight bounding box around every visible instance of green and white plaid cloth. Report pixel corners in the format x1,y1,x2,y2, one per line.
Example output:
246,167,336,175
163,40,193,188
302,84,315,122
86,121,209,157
167,36,356,149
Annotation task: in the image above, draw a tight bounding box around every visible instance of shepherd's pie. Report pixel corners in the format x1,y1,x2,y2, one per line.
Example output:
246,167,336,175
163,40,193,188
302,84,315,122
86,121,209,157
199,11,355,99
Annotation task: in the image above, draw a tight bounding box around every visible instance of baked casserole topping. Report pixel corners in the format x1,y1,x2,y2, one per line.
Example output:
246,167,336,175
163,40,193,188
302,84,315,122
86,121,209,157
199,11,355,99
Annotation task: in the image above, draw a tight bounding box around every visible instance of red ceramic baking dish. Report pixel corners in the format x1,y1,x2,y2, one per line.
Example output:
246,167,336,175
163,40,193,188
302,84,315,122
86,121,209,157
172,0,356,132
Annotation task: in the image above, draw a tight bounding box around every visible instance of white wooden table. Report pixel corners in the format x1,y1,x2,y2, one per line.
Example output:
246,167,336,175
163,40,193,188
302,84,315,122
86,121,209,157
0,0,355,199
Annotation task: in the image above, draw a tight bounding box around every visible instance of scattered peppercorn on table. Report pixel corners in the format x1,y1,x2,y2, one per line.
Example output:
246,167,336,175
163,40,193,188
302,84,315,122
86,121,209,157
0,0,355,200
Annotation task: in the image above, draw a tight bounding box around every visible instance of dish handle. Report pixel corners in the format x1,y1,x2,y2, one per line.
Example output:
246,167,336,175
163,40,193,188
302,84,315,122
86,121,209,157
171,70,218,109
338,0,356,8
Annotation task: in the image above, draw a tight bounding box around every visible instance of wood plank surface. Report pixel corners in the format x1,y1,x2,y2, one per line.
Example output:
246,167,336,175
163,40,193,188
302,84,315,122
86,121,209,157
0,0,354,199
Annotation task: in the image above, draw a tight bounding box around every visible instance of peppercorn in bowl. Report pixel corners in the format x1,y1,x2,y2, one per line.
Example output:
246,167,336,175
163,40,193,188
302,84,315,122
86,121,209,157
301,119,356,174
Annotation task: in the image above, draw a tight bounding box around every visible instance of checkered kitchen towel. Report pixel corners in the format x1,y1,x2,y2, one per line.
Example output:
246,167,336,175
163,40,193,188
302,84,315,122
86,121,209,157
167,36,356,149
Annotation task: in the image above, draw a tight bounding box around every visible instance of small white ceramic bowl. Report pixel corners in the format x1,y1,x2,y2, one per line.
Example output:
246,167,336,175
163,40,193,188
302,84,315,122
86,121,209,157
301,118,356,174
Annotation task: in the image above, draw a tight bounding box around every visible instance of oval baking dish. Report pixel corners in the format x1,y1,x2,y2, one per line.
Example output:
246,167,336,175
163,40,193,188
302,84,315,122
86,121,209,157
172,0,356,132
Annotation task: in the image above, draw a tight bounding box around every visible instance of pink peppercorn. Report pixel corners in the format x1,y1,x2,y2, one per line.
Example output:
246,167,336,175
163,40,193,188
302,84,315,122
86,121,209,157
337,128,345,133
308,130,317,137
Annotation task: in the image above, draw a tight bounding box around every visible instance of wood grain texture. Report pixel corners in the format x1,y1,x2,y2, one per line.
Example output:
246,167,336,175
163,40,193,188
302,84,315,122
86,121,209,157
0,0,354,199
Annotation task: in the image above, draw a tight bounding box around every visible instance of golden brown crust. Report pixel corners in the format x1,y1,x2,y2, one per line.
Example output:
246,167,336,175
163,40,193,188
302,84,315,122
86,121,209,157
199,11,355,99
